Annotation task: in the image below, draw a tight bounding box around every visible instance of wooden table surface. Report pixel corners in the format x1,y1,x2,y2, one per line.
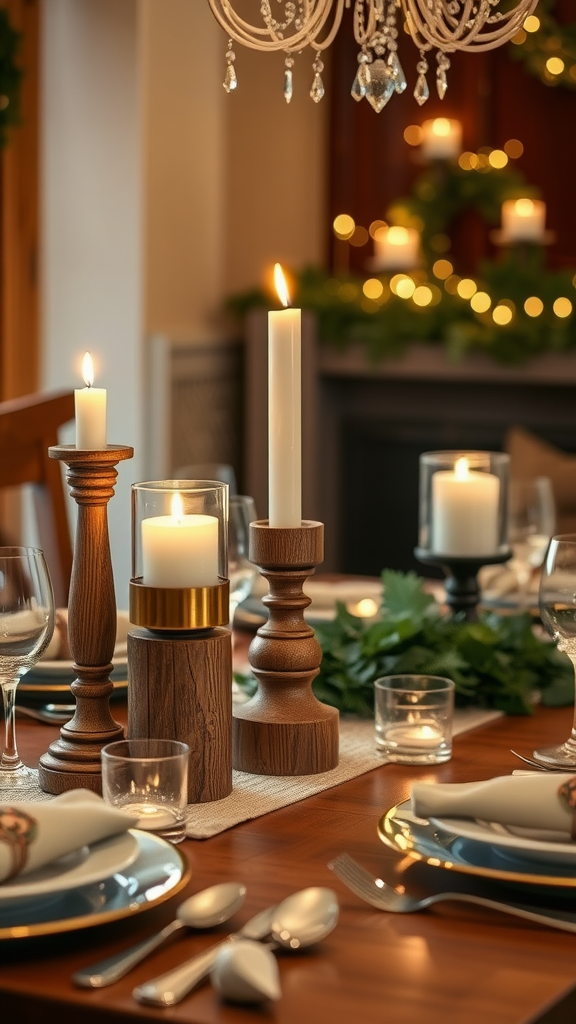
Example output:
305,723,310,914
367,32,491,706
4,697,576,1024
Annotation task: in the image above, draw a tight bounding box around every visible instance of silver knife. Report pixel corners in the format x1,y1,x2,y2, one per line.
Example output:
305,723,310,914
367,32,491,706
132,903,278,1007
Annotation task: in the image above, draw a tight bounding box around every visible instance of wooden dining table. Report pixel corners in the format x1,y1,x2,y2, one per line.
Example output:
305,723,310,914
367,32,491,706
4,686,576,1024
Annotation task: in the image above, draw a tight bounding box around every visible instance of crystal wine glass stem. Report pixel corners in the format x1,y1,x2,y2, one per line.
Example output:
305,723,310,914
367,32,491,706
565,654,576,753
0,678,22,770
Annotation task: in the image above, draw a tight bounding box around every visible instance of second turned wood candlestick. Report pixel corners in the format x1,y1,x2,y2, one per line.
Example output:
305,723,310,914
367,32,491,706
38,444,133,794
232,520,339,776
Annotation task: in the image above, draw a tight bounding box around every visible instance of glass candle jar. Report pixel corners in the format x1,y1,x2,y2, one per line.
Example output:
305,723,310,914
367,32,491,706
418,451,509,558
130,480,229,630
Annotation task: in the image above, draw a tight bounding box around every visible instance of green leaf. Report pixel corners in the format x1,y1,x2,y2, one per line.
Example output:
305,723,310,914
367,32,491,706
381,569,435,620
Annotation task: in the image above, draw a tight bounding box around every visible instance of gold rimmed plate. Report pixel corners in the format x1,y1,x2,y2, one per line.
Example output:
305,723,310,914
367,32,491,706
0,829,191,940
378,800,576,888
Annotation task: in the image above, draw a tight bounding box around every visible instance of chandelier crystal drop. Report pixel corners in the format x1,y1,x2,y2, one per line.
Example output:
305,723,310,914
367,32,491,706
208,0,538,111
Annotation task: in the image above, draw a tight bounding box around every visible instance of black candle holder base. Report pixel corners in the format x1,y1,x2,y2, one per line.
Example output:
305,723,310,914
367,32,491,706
414,547,512,621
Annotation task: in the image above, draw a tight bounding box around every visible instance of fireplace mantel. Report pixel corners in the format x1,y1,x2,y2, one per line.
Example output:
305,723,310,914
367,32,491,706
244,311,576,574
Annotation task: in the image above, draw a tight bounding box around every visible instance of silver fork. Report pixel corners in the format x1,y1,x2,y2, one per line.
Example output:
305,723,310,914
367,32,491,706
327,853,576,933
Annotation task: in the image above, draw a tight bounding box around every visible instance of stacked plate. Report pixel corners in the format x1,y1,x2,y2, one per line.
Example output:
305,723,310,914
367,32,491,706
18,611,130,709
0,828,190,940
379,799,576,888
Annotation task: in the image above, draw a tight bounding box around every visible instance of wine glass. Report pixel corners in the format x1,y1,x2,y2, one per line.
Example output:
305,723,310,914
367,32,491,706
536,534,576,768
0,546,55,788
228,495,258,625
507,477,555,609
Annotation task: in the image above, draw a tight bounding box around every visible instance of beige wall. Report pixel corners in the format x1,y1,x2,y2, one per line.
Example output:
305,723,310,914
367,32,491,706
223,48,329,296
141,1,328,337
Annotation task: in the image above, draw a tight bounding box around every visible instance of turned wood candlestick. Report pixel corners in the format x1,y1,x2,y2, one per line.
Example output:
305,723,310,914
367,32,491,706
38,444,133,794
232,520,339,776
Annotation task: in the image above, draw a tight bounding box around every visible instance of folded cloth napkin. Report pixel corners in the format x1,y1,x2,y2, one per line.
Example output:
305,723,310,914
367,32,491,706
411,774,576,835
0,789,139,884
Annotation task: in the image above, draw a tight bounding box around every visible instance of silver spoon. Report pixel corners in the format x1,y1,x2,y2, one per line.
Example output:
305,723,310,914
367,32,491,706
72,882,247,988
133,885,339,1007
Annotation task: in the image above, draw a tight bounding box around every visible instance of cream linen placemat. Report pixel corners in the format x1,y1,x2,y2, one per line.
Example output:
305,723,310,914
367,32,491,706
13,708,502,836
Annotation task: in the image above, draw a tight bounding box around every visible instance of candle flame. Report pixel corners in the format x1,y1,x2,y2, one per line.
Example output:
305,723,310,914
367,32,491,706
273,263,291,308
387,226,409,246
171,492,184,521
454,457,469,480
432,117,451,138
515,198,534,217
82,351,94,388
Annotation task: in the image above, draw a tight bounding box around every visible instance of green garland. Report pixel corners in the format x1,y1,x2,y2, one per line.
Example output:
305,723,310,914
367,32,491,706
227,158,576,367
0,8,22,146
509,0,576,91
236,570,575,716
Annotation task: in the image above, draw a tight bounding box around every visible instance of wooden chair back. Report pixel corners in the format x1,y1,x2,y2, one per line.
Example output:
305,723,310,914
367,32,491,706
0,390,75,606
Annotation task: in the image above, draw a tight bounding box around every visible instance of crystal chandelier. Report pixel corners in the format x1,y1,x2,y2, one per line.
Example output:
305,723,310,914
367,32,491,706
207,0,538,111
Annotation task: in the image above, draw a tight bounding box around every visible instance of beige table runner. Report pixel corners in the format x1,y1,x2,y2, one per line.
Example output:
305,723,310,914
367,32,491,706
184,707,502,839
16,708,502,837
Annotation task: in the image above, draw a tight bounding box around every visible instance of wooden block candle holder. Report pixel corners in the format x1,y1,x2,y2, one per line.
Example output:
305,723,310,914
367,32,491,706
232,520,339,776
127,580,233,803
38,444,133,795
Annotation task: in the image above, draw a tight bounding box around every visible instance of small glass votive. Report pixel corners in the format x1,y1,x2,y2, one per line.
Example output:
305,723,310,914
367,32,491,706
418,451,509,558
101,739,189,844
374,675,455,765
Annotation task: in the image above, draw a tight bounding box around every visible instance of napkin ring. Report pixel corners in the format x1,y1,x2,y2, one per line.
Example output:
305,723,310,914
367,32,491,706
0,807,37,881
558,777,576,840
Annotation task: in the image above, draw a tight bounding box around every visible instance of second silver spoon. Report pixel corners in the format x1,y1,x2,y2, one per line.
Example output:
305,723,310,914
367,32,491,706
72,881,247,988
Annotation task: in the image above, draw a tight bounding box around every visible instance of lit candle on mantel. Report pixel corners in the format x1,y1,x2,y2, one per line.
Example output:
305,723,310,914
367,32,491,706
268,263,302,528
420,117,462,161
431,456,500,556
501,198,546,243
373,225,420,271
141,492,219,588
75,351,107,449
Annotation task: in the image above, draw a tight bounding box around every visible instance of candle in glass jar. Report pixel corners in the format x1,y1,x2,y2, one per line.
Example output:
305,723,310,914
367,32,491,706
75,351,107,449
142,493,219,587
268,263,302,528
431,457,500,556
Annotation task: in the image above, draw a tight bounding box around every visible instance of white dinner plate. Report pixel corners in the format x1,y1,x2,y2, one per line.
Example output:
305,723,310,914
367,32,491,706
0,829,139,902
428,815,576,865
379,799,576,888
0,829,191,940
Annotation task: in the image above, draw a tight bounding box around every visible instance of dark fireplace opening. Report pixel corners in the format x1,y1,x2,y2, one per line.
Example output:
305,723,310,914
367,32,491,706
332,380,576,579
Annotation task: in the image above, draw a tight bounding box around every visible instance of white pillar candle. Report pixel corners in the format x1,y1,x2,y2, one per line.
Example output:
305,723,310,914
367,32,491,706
268,263,302,528
431,457,500,556
75,351,107,449
421,118,462,161
501,199,546,243
373,226,420,271
142,493,219,587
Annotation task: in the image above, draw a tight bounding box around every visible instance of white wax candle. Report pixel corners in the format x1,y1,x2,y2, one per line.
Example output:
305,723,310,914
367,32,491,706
386,723,444,750
75,351,107,449
501,199,546,242
431,457,500,556
373,226,420,271
268,263,302,528
421,117,462,161
142,494,219,587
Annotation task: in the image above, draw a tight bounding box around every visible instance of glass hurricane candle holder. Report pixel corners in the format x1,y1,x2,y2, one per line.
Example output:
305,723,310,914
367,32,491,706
128,480,233,803
130,479,229,631
415,451,511,620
